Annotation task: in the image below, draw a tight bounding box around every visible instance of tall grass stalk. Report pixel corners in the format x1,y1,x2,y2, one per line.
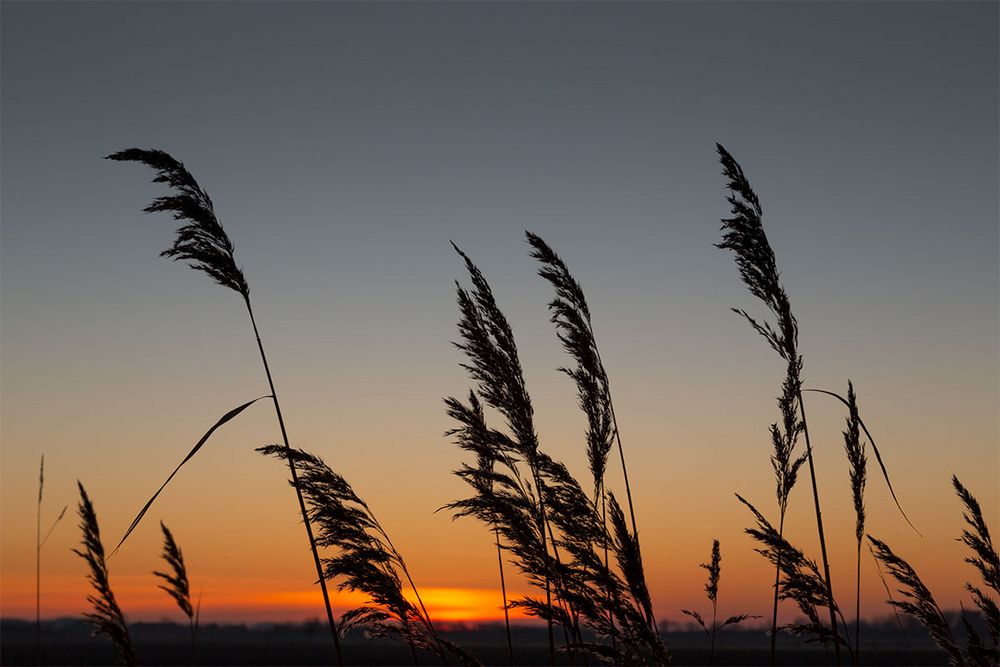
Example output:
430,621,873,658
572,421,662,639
527,232,651,635
154,522,198,661
716,144,840,664
869,475,999,666
107,149,343,665
448,243,557,664
681,540,757,665
35,455,67,665
738,494,851,655
74,482,136,666
842,382,867,664
445,243,667,665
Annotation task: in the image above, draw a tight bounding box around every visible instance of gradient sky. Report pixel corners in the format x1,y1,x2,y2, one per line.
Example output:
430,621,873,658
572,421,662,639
2,1,997,627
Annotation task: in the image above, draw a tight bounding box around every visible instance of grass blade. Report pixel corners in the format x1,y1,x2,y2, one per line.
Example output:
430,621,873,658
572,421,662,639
803,387,919,535
112,396,270,554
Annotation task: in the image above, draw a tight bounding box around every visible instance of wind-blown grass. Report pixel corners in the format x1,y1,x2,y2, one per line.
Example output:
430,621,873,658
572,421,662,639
445,242,668,666
737,494,852,658
74,482,136,667
527,230,652,641
715,143,841,664
869,476,999,666
258,444,478,667
154,522,198,660
681,540,757,666
107,149,342,664
842,381,867,664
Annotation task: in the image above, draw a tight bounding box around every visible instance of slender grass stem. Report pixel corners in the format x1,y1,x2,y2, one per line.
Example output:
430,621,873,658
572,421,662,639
495,525,514,666
797,392,841,666
244,297,343,667
769,511,786,665
36,456,42,666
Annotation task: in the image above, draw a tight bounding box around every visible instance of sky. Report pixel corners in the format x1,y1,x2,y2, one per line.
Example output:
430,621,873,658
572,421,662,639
2,1,997,628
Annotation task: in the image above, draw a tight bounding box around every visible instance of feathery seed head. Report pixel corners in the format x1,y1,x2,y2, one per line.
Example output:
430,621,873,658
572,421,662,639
106,148,249,297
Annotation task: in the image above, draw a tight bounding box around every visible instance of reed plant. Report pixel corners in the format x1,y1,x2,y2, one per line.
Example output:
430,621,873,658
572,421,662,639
737,495,852,657
154,522,199,661
74,482,136,666
35,454,67,663
714,143,840,664
526,232,651,640
680,540,757,665
445,242,667,665
258,444,478,666
868,475,998,667
107,149,343,664
841,382,867,664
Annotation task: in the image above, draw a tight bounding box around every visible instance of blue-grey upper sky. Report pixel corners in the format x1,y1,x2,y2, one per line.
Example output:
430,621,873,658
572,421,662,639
2,1,997,620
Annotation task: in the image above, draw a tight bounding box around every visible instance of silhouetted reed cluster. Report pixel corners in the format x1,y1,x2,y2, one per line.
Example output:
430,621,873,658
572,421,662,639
65,144,994,667
445,238,667,666
109,148,343,662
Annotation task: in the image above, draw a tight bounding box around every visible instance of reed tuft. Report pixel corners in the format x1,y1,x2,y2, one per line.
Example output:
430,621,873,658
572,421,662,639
154,522,198,657
73,482,136,666
105,149,248,297
866,536,962,665
681,540,757,666
446,243,668,665
737,495,850,654
258,445,478,666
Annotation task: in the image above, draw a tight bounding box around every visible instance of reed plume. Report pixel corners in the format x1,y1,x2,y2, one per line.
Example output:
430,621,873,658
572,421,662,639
445,391,514,664
716,143,840,663
258,444,478,666
445,244,668,665
448,242,557,664
737,495,851,655
842,381,867,662
869,476,999,666
74,482,136,666
953,476,999,659
154,522,198,658
36,455,67,663
107,148,342,664
527,230,654,635
681,540,757,666
867,536,963,665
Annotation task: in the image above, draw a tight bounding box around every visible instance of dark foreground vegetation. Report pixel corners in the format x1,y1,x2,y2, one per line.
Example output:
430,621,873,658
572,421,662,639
1,618,960,666
20,145,994,667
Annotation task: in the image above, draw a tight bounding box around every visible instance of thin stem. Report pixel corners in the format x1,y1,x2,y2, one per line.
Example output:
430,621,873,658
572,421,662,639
495,525,514,666
35,465,41,666
710,592,718,667
796,391,841,666
601,488,617,654
244,297,343,667
592,341,653,633
769,510,786,665
854,539,861,667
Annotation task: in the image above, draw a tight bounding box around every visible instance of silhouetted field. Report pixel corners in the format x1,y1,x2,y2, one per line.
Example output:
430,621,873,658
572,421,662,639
2,618,952,666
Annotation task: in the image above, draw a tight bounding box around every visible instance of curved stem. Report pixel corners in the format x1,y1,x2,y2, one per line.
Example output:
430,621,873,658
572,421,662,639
244,297,343,667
